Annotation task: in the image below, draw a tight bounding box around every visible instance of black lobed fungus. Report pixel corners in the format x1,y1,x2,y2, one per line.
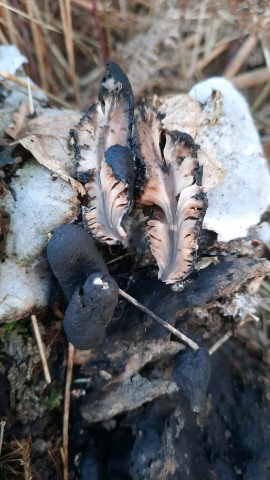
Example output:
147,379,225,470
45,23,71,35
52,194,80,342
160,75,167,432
64,272,118,350
72,61,135,245
47,224,108,300
136,103,207,284
173,347,211,413
47,224,119,349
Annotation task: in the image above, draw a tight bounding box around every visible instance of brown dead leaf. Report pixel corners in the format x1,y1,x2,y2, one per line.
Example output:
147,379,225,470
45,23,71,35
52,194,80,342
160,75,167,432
5,105,85,196
5,102,28,139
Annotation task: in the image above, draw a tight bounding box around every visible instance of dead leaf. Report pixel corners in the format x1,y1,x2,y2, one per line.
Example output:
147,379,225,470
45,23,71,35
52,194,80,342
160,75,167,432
5,105,85,196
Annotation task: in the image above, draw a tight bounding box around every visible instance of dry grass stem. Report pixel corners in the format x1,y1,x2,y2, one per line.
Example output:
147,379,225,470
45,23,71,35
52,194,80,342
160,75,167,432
63,343,75,480
59,0,80,105
196,41,231,71
31,314,51,385
118,289,199,350
209,315,260,355
25,0,48,91
0,1,61,33
251,81,270,112
27,77,35,115
231,67,270,89
0,421,6,456
224,35,258,78
21,436,32,480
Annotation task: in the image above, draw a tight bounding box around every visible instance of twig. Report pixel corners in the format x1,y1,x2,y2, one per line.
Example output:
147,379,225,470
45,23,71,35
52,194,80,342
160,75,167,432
224,35,258,79
0,420,6,456
251,81,270,112
231,67,270,89
59,0,80,106
106,253,132,266
63,343,75,480
188,0,207,78
0,2,61,33
31,315,51,385
196,41,230,71
209,315,259,355
118,288,199,350
27,77,34,115
26,0,48,91
92,0,108,65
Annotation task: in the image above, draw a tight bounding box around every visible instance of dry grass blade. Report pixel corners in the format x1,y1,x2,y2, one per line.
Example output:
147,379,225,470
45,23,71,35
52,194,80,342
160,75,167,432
31,315,51,385
224,35,258,79
25,0,48,91
231,67,270,89
59,0,80,105
0,421,6,456
1,0,17,45
196,41,230,71
118,289,199,350
62,343,75,480
209,315,260,355
0,1,61,33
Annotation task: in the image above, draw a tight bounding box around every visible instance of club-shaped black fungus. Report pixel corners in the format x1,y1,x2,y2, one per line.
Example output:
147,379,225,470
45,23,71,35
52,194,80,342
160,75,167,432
47,224,108,300
99,61,134,114
173,347,211,413
64,273,119,350
47,224,119,350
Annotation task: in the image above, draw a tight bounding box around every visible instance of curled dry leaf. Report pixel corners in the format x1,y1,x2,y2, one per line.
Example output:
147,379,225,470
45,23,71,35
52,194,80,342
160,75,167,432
71,61,135,244
5,105,85,195
137,104,207,284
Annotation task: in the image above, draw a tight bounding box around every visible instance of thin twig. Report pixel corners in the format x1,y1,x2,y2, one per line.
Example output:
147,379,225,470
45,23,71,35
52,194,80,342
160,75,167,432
224,35,258,79
27,77,34,115
31,315,51,385
26,0,48,91
231,67,270,89
251,81,270,112
106,253,132,266
0,2,61,33
0,420,6,456
63,343,75,480
196,41,230,71
209,315,259,355
59,0,80,105
118,288,199,350
92,0,108,65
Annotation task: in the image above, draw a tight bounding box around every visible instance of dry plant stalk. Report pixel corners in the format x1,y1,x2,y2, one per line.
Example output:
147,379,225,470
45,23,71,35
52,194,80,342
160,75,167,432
62,342,75,480
209,315,259,355
119,289,199,350
0,421,6,456
224,35,258,78
31,314,51,385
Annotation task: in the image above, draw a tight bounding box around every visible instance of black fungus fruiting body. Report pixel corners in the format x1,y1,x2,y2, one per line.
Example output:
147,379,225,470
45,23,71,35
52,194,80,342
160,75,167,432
104,144,134,198
173,347,211,412
99,61,134,150
47,224,108,300
47,224,119,349
64,273,119,350
99,61,134,106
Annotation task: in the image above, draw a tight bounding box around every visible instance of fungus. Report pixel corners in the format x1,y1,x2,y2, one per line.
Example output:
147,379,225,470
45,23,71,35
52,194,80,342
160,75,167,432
136,104,207,284
173,347,211,413
64,273,118,350
47,224,119,349
71,61,135,245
